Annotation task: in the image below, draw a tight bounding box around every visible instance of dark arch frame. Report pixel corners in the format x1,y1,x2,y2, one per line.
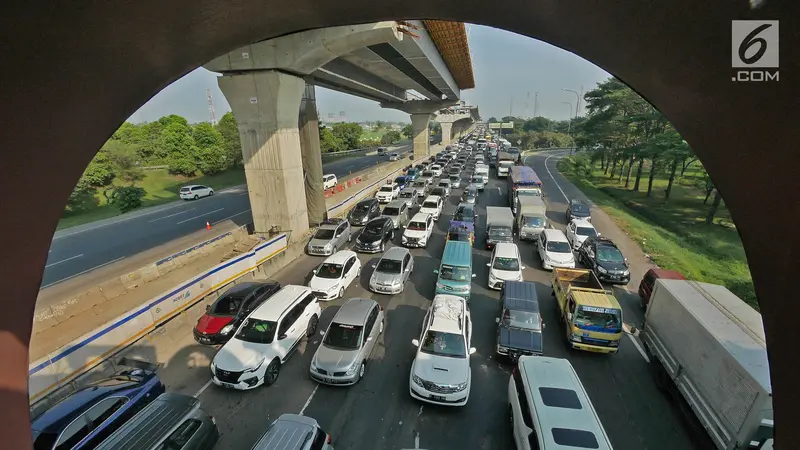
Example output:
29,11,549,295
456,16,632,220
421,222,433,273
1,1,797,447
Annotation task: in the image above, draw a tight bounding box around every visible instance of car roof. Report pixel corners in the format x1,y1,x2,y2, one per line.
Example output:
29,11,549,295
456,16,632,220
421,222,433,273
650,268,686,280
457,202,474,211
542,228,569,242
252,414,319,450
181,184,202,189
333,298,377,325
592,236,620,248
366,216,391,226
318,221,342,230
429,295,467,333
570,198,588,205
356,198,377,206
570,218,594,227
322,250,357,265
381,246,409,261
423,195,442,203
249,285,311,321
385,199,407,208
494,242,520,258
410,212,432,222
223,281,271,296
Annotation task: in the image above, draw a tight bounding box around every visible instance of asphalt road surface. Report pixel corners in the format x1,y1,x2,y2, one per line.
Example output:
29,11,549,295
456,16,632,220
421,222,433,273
42,146,410,289
154,150,698,450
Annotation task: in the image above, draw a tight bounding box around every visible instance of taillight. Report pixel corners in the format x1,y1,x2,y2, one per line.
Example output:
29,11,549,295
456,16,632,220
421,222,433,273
210,415,216,425
327,434,332,444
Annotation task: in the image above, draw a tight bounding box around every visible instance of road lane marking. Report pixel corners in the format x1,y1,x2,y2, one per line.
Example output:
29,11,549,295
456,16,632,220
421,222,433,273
45,254,83,268
298,384,319,416
41,256,125,289
194,379,214,398
212,209,252,225
544,154,569,202
148,208,196,223
176,208,225,225
52,202,186,240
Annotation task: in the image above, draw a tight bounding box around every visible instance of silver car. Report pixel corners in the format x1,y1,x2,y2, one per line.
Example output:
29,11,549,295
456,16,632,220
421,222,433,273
449,174,462,189
369,247,414,294
436,180,451,198
398,187,419,208
411,180,429,201
461,185,478,204
310,298,384,385
382,200,410,229
307,218,351,256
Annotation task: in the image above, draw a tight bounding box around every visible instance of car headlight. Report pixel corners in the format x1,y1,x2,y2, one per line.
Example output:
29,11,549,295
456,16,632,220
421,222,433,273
412,373,424,387
622,269,630,276
571,333,582,342
488,273,497,283
311,359,319,371
244,357,266,373
455,381,468,392
436,282,446,290
324,243,332,249
597,266,608,274
327,283,340,293
210,361,216,374
345,361,359,375
219,324,234,335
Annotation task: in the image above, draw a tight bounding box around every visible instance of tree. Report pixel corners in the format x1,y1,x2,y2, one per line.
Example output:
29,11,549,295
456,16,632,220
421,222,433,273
705,188,723,224
429,121,441,134
111,186,146,213
331,122,363,149
401,124,413,139
81,149,115,188
104,140,144,185
159,121,199,175
381,130,401,144
319,126,346,153
216,112,242,167
192,122,228,175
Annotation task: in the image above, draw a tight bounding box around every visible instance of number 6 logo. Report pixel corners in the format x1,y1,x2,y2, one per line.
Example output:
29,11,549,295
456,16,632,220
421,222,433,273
732,21,779,68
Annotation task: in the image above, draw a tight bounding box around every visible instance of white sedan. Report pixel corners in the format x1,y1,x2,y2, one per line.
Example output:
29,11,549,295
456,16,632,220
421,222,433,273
307,250,361,300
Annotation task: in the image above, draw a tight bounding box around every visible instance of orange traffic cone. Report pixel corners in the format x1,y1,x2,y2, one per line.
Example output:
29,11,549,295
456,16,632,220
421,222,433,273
206,221,212,230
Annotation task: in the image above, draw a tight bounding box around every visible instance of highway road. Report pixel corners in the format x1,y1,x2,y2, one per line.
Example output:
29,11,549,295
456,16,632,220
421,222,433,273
41,146,410,289
151,150,698,450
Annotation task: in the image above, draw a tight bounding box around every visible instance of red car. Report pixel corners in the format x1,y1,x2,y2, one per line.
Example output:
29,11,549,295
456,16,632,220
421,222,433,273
193,280,281,345
638,268,686,309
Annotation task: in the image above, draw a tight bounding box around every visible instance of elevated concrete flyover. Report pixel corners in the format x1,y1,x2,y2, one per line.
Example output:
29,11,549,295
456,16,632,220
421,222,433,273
204,20,474,239
436,102,481,145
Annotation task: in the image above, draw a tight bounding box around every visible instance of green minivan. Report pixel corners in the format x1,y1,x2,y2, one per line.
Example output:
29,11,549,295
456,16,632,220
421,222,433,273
434,240,476,300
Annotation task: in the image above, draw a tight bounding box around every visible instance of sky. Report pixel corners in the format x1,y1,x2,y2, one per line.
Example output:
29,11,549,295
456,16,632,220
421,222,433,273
128,24,611,125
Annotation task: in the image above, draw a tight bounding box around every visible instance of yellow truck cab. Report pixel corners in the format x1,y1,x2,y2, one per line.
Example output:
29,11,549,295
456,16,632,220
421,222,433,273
552,268,623,354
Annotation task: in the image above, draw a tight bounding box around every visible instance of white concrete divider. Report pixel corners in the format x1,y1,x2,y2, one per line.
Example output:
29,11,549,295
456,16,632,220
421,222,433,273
28,233,289,404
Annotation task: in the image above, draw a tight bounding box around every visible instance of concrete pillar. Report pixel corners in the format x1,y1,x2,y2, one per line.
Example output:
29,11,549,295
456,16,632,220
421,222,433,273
410,113,432,160
299,83,326,225
440,122,453,146
218,70,309,238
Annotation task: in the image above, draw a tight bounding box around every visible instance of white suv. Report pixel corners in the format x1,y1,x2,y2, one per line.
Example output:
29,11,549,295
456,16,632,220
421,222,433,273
409,294,475,406
402,213,434,248
210,285,321,390
323,174,338,190
487,242,525,290
179,185,214,200
419,195,444,221
376,183,399,203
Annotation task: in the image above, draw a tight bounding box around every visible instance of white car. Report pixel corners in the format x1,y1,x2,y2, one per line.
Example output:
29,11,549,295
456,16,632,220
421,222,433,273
179,185,214,200
436,180,451,198
323,174,338,190
565,219,599,250
402,212,435,248
409,295,475,407
487,242,525,290
419,195,444,221
210,285,321,390
375,183,399,203
389,152,400,161
307,250,361,300
429,164,443,177
537,229,576,270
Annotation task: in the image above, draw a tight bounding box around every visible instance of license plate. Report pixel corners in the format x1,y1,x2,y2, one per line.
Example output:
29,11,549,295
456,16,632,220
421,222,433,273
430,394,446,402
221,382,236,389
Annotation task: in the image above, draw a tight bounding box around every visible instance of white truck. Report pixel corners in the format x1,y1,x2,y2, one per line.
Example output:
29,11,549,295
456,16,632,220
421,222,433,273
515,196,547,241
640,279,773,450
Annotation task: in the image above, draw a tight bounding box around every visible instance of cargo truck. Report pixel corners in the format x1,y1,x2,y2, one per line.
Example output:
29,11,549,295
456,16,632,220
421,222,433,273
485,206,514,250
515,196,547,241
508,166,543,215
496,152,516,177
552,268,623,354
640,279,773,449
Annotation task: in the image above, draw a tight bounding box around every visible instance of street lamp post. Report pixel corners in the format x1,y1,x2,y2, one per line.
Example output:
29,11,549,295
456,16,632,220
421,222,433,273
561,101,576,154
561,88,580,119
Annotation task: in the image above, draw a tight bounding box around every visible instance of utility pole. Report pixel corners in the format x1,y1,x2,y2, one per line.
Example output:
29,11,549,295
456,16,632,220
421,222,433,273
207,88,217,125
561,88,579,120
509,95,513,117
533,92,539,118
578,85,584,117
561,101,575,154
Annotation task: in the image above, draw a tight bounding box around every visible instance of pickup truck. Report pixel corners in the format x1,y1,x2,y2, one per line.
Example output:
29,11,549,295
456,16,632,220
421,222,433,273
552,268,623,354
640,279,773,449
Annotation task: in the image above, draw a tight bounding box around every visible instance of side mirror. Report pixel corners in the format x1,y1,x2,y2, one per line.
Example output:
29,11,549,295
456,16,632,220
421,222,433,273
520,266,525,270
206,304,211,311
433,269,439,274
495,317,500,323
278,333,288,340
597,232,601,236
411,339,420,347
542,322,547,329
312,269,318,274
566,313,573,321
624,258,629,264
486,263,491,267
319,330,326,336
472,273,477,278
367,336,373,342
469,347,477,355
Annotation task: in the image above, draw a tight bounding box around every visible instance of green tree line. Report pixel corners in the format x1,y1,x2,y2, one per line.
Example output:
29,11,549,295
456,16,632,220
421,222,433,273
486,116,574,149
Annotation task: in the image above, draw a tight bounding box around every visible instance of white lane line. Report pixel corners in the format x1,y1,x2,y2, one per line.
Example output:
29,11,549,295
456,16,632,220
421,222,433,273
176,208,225,225
415,431,421,448
213,209,251,225
148,208,196,223
45,254,83,268
194,379,214,398
544,154,569,202
623,323,650,362
41,256,125,289
298,384,319,416
53,202,186,240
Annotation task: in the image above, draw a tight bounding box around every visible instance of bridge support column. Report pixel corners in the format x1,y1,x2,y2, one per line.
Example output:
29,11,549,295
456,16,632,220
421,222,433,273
440,121,453,146
410,113,433,160
299,83,326,225
218,70,309,238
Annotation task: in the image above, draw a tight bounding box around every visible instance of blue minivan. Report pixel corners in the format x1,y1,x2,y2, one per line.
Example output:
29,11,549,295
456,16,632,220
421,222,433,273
433,241,475,300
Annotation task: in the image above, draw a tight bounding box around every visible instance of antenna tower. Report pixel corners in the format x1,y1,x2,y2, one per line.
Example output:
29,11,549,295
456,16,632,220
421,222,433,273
207,88,217,125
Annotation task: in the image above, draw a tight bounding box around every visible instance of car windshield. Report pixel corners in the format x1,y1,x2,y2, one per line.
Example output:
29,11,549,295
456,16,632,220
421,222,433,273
422,201,439,209
235,319,277,344
547,241,573,253
454,207,474,222
210,294,245,315
354,203,370,212
316,263,343,279
323,323,363,350
399,192,413,198
314,229,335,240
522,216,545,227
502,309,541,330
571,203,590,214
395,177,405,184
489,227,512,237
449,176,459,181
379,186,393,192
413,181,426,188
575,306,622,331
383,207,400,216
493,257,520,271
438,264,471,282
423,171,434,177
431,188,445,197
577,226,598,237
597,245,625,263
408,221,427,231
364,222,385,235
471,177,482,183
438,182,448,187
420,330,466,358
377,259,402,274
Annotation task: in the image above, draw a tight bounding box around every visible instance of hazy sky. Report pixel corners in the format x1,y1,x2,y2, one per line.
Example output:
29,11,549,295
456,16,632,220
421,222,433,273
129,24,610,125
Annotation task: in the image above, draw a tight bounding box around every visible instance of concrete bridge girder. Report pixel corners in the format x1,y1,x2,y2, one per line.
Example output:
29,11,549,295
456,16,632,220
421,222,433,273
437,112,473,146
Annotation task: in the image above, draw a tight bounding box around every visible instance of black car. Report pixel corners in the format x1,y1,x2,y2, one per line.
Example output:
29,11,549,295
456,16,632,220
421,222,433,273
347,198,381,226
355,217,395,253
193,280,281,345
577,236,631,284
566,198,592,222
453,203,477,224
495,281,543,361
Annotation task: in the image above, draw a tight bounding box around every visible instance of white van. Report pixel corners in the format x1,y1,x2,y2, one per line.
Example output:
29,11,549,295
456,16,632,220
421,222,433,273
475,164,489,185
509,356,613,450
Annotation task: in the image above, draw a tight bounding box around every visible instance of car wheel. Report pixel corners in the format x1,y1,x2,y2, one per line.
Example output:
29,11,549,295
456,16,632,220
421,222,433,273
356,266,361,277
307,314,319,336
333,246,338,254
380,242,385,252
338,287,344,299
193,195,199,200
379,319,385,334
357,362,366,381
390,230,395,240
209,190,214,196
264,360,281,386
348,234,352,242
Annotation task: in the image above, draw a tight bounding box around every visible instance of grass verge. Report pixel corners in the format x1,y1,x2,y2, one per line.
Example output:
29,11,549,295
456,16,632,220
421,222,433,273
557,156,756,308
57,168,246,231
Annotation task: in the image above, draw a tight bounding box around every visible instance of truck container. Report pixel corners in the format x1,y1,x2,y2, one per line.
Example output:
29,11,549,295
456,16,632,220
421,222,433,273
515,196,547,241
640,279,772,449
508,166,542,214
485,206,514,250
